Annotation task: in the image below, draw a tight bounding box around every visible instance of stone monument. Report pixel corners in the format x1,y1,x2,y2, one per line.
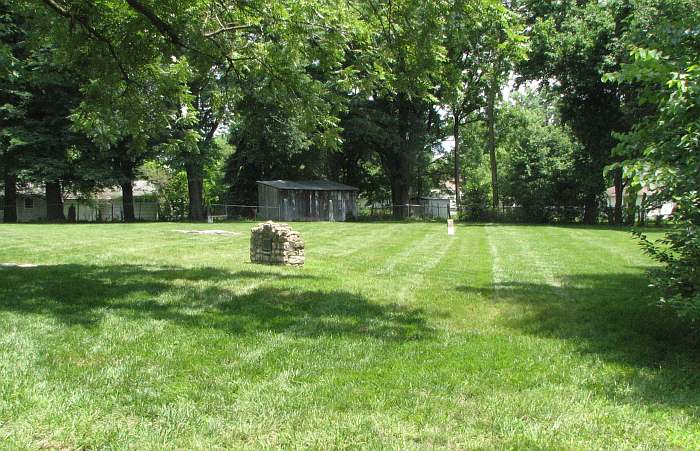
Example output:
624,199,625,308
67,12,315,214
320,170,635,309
250,221,305,266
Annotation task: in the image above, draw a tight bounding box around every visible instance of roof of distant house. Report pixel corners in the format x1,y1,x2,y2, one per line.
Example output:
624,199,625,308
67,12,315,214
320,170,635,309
257,180,359,191
14,180,157,200
15,184,45,196
606,185,655,197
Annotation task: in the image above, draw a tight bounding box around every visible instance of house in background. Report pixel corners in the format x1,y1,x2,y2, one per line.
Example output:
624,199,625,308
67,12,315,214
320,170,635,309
605,185,676,219
0,185,48,222
431,180,457,213
63,180,159,222
257,180,359,221
0,180,158,222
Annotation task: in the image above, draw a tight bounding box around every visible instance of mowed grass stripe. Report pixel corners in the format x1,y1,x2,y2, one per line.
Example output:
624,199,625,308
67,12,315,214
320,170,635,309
0,223,698,449
474,225,699,448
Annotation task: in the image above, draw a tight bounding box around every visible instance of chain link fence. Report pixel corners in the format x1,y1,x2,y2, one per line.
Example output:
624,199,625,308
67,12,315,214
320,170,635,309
207,204,281,222
0,198,160,222
455,205,587,223
358,203,452,221
2,197,640,225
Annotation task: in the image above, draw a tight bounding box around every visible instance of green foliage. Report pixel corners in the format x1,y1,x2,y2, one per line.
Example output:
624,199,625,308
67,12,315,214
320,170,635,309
605,0,700,321
22,0,359,217
333,97,393,203
0,0,29,186
140,162,189,219
498,92,580,222
461,181,491,221
142,136,230,218
634,227,700,322
224,82,332,205
203,136,232,206
520,0,633,222
441,0,525,113
346,1,454,211
440,0,525,211
0,0,92,212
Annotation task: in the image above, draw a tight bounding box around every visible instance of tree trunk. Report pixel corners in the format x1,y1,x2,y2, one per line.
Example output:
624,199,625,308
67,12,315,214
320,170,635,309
638,192,647,226
583,193,598,224
612,167,623,225
3,168,17,223
487,89,499,209
453,113,461,216
45,181,65,221
186,164,206,220
391,175,411,219
389,93,416,220
624,187,637,226
121,180,135,222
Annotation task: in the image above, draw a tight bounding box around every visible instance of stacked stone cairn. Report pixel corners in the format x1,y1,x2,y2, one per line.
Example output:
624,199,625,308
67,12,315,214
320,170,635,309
250,221,305,266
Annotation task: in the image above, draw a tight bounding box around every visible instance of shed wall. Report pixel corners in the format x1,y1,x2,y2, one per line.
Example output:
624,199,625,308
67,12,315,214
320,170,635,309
420,198,451,219
257,184,358,221
257,184,281,220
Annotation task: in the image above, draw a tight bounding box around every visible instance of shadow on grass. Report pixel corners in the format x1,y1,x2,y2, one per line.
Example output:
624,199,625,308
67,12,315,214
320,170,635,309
0,264,431,341
457,271,699,414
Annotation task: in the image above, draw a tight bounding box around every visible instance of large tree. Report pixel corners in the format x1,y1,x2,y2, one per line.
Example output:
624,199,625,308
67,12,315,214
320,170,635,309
0,1,29,222
20,49,86,221
225,81,327,205
351,0,447,217
1,2,86,222
520,0,633,223
497,91,580,222
30,0,356,219
441,0,523,210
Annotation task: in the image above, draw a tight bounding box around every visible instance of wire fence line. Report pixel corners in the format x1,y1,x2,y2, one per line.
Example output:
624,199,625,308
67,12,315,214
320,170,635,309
0,199,159,222
0,200,282,223
207,204,281,221
358,203,452,220
2,197,643,225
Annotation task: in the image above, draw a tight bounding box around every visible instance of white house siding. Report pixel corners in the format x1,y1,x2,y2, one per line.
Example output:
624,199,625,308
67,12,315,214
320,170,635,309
63,200,95,222
2,185,158,222
63,199,158,221
16,196,47,222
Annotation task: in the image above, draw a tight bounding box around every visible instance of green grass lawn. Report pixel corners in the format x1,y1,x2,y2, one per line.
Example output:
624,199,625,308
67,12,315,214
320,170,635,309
0,222,698,449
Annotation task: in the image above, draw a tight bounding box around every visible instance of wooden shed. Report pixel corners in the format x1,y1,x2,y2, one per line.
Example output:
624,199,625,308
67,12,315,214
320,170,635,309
419,197,451,219
257,180,359,221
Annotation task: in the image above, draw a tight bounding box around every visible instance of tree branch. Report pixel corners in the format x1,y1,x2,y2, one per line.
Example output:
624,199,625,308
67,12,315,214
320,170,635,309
123,0,187,48
204,23,260,38
41,0,130,82
122,0,218,62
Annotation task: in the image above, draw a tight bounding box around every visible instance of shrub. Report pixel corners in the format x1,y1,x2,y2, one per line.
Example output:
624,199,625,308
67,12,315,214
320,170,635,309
461,183,492,221
634,194,700,322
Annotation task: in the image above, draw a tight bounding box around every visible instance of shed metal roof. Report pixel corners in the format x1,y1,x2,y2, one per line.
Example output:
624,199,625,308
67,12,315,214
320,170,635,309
257,180,359,191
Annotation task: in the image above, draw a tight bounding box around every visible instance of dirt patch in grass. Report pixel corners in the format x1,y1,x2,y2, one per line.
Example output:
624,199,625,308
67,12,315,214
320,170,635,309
173,229,241,236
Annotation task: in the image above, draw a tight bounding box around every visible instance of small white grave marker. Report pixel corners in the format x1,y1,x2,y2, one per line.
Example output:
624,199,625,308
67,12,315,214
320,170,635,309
447,219,455,235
